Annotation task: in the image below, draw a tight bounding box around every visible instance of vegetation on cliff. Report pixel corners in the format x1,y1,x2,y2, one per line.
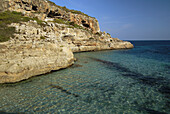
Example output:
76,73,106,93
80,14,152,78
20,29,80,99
52,18,89,31
0,10,90,42
46,0,94,18
0,11,45,42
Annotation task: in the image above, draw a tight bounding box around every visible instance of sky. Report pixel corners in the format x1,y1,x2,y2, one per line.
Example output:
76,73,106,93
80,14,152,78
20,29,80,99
50,0,170,40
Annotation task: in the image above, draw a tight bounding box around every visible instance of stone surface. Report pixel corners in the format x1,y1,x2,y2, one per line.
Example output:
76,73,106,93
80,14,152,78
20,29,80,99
0,41,74,83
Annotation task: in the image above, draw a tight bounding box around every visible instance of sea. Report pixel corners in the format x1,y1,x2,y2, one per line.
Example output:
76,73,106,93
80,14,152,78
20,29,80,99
0,40,170,114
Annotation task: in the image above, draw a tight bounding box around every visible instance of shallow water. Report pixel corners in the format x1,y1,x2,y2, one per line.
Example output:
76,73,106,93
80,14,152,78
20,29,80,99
0,41,170,113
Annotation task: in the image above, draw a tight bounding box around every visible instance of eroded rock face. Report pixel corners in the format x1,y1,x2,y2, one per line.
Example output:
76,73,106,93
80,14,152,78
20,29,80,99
8,21,133,53
0,0,100,33
0,41,74,83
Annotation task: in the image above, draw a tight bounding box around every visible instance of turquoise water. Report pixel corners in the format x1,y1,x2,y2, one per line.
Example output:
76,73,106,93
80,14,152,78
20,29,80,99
0,41,170,113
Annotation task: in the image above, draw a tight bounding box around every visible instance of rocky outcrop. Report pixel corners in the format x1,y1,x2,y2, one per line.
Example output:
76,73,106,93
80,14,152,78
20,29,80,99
0,41,74,83
0,0,100,33
8,20,133,52
0,0,134,83
0,19,133,83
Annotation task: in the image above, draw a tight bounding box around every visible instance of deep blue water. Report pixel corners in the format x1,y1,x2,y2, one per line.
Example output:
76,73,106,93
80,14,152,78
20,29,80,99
0,41,170,113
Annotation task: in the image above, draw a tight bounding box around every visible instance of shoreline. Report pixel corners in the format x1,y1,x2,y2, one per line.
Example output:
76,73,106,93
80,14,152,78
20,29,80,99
0,45,133,84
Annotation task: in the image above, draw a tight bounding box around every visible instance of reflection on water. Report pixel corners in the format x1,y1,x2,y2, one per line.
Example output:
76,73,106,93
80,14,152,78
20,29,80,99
0,41,170,113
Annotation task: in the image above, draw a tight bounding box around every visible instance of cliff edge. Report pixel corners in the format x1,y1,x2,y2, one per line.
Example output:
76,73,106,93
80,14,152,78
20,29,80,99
0,0,134,83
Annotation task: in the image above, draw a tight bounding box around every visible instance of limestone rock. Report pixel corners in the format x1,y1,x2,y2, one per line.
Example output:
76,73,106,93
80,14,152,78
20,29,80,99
0,42,74,83
0,0,100,33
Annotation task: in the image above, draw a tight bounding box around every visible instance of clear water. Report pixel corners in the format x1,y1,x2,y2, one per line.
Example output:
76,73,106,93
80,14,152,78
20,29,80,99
0,41,170,114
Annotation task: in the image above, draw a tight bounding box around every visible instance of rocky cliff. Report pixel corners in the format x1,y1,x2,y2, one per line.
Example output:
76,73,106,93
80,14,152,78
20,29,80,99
0,0,100,33
0,0,133,83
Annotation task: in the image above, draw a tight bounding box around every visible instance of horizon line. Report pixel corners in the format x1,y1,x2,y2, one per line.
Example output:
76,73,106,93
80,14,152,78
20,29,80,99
125,39,170,41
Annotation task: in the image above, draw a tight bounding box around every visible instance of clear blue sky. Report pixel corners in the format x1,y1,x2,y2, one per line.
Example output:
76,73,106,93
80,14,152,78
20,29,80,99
50,0,170,40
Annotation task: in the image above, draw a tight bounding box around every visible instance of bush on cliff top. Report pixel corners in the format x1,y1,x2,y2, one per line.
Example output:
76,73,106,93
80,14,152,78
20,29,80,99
46,0,94,18
53,18,87,31
0,11,46,42
0,11,28,42
53,18,69,25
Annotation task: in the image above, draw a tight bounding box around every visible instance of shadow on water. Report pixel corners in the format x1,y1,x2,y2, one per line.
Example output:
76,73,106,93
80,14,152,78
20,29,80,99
70,64,83,69
164,64,170,74
0,111,11,114
89,57,170,105
83,83,116,103
0,111,24,114
0,79,34,88
49,84,79,98
164,64,170,69
138,108,168,114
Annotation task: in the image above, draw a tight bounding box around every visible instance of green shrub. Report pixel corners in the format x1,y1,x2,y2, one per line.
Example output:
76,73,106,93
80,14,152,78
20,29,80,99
95,32,102,36
68,21,86,30
46,0,57,6
0,11,46,42
70,10,90,17
62,6,70,12
69,22,75,26
0,11,28,42
32,17,46,26
89,37,94,40
68,25,74,29
53,18,67,24
53,19,86,30
40,36,46,39
107,33,111,36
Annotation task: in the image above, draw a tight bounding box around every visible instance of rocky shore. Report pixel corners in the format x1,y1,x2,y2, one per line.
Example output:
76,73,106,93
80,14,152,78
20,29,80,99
0,0,133,83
